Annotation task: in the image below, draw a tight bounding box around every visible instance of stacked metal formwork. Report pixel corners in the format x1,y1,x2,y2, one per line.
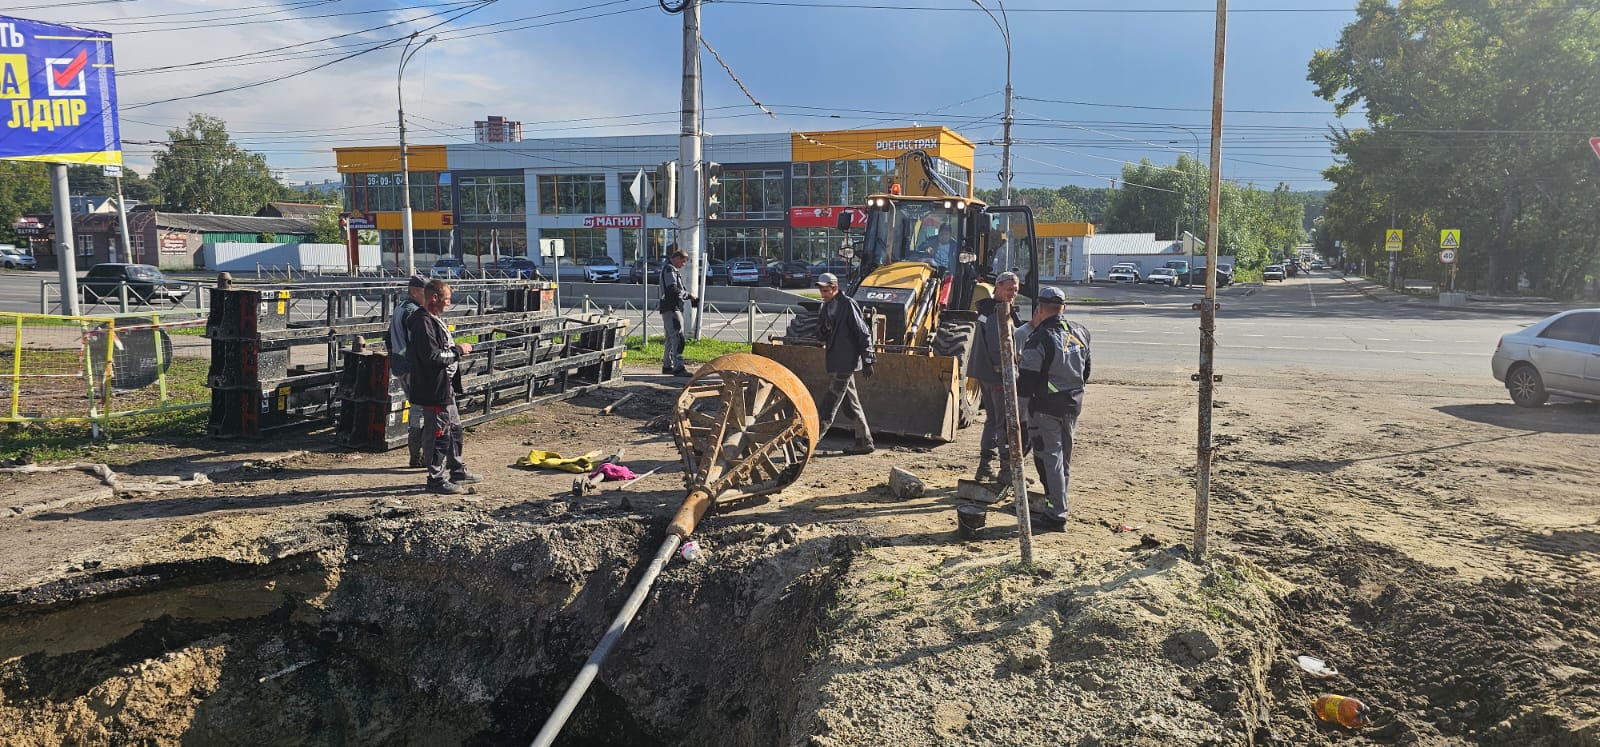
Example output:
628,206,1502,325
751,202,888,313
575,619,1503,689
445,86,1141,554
202,278,626,442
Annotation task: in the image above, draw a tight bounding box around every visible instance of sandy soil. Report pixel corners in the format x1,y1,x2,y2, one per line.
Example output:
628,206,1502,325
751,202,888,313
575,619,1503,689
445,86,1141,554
1,358,1598,745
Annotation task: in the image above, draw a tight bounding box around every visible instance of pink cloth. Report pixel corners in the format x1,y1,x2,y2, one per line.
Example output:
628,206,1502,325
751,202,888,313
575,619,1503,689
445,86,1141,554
594,462,637,481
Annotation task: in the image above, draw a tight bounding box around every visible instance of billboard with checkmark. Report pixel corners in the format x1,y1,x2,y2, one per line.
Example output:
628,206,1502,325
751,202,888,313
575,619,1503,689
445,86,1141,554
0,16,120,166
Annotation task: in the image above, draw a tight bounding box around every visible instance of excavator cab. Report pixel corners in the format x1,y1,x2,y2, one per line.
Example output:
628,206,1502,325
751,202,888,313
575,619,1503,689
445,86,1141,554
755,192,1040,442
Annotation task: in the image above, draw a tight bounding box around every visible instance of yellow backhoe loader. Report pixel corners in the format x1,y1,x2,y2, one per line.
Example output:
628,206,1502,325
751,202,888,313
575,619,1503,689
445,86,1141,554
754,156,1040,442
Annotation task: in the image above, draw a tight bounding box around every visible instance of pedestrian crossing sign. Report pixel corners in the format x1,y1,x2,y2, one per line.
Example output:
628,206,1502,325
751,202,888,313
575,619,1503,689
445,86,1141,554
1440,229,1460,249
1385,229,1403,252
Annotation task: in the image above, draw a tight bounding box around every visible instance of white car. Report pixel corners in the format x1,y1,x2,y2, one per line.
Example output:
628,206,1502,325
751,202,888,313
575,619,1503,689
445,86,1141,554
1263,265,1286,282
1146,267,1179,286
0,249,36,270
1491,309,1600,407
1107,264,1141,283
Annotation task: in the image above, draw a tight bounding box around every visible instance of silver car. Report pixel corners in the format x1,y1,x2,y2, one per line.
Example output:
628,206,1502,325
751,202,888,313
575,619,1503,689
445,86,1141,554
1491,309,1600,407
1,249,36,270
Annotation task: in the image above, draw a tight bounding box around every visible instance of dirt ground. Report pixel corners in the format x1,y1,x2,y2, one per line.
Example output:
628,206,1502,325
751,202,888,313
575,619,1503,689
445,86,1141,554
1,357,1598,745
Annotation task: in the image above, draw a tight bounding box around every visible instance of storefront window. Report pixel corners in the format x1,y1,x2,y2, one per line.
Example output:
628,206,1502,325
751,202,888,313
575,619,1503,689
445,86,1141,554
458,175,526,222
706,228,785,264
378,229,454,265
621,229,671,263
539,228,609,261
537,174,606,215
793,159,895,207
712,168,785,220
791,228,850,265
460,227,529,269
343,172,452,214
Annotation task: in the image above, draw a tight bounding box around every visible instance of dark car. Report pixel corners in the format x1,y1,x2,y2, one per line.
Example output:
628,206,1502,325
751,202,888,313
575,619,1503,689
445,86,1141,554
430,256,466,279
1193,263,1233,287
80,263,192,304
629,258,663,284
810,260,853,282
491,256,540,279
767,260,812,288
705,260,729,286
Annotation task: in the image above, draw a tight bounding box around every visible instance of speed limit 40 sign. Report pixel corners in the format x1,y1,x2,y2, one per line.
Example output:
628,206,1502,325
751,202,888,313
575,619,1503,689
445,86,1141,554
1440,249,1457,264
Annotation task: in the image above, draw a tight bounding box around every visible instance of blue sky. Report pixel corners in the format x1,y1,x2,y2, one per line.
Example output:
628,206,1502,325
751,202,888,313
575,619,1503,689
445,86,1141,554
30,0,1362,192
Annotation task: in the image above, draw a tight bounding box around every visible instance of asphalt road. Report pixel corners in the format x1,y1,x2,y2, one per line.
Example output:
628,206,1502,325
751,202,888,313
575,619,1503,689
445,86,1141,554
1077,273,1544,398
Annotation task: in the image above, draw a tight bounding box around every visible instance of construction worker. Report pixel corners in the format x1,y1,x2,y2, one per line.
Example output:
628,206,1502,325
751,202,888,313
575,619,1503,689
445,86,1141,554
387,274,428,467
814,272,876,455
1017,286,1091,530
407,279,481,495
968,271,1022,483
659,247,697,377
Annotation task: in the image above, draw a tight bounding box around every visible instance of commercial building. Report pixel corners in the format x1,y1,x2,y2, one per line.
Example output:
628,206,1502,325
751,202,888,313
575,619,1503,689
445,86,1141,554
332,126,976,273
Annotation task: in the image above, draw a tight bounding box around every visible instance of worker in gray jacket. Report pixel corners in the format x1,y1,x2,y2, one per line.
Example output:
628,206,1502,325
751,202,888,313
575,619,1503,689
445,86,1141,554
659,248,697,377
967,271,1022,483
814,272,876,455
1016,286,1091,529
387,274,427,467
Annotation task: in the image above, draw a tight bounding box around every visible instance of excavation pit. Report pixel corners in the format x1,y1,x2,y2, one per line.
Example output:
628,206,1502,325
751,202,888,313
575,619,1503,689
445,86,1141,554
0,513,859,745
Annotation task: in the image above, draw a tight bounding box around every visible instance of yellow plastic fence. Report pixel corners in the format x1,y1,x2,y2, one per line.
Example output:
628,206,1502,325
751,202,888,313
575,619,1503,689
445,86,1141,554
0,312,210,424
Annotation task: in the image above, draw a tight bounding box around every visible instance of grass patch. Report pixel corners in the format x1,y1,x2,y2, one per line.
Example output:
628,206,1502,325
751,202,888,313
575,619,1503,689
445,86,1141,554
3,409,208,463
625,335,751,367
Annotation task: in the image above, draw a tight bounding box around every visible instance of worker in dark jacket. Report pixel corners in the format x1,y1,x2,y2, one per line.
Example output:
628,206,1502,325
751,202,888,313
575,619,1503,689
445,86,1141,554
387,274,427,467
406,279,482,495
814,272,876,454
659,247,698,376
1016,286,1091,529
967,271,1022,483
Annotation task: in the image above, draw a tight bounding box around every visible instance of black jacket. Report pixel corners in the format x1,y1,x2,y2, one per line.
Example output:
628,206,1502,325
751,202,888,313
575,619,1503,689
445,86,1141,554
406,308,462,406
816,294,875,374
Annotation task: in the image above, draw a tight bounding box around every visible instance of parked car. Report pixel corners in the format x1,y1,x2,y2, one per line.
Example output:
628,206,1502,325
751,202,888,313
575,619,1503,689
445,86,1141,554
1194,263,1233,287
1146,267,1180,287
0,248,36,270
811,260,852,282
629,258,663,284
579,254,620,282
491,256,540,279
705,260,730,286
767,260,812,288
80,263,192,304
1492,309,1600,407
1263,264,1286,281
430,256,466,278
1107,263,1141,283
1310,259,1326,271
727,260,763,286
1162,259,1192,287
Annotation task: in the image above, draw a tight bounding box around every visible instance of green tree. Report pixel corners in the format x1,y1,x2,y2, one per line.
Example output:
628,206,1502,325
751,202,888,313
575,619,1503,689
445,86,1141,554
149,113,290,215
0,161,52,245
309,209,345,244
1309,0,1600,295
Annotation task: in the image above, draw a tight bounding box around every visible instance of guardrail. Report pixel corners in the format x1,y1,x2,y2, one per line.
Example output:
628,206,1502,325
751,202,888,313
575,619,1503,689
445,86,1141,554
40,279,210,316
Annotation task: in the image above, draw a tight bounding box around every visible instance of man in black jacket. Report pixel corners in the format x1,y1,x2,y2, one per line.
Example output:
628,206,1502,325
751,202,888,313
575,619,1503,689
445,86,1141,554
814,272,876,455
967,271,1022,483
406,279,482,494
659,248,697,376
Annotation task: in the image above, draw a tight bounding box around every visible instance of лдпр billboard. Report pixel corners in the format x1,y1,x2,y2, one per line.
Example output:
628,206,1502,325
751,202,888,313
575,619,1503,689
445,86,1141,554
0,16,120,166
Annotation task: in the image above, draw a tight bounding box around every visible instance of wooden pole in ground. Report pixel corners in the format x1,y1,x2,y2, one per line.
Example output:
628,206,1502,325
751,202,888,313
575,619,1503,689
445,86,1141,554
997,300,1033,564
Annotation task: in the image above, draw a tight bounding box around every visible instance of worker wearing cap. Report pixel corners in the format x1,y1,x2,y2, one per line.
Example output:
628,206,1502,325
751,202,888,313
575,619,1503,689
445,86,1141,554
968,271,1022,483
388,274,428,466
659,248,698,377
813,272,876,454
1016,286,1091,530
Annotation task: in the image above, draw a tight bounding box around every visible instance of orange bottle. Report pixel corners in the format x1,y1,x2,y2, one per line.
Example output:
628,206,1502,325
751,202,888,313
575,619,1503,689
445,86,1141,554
1314,694,1371,729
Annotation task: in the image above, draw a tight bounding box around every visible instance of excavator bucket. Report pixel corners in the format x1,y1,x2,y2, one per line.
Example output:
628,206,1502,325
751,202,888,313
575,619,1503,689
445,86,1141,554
752,341,962,442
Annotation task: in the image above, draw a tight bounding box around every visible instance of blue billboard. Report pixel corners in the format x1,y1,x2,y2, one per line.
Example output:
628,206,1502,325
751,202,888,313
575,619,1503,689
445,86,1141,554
0,16,120,166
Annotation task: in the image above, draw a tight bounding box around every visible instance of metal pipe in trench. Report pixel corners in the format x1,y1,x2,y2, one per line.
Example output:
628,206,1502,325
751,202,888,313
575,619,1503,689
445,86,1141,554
530,488,713,747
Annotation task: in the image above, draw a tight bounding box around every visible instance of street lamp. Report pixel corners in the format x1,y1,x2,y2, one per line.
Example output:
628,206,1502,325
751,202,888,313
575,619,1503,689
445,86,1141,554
398,31,437,276
970,0,1013,205
1165,126,1202,241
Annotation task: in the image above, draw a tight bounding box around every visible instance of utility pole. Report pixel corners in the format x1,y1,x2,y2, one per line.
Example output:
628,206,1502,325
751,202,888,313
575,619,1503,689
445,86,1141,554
50,164,80,316
972,1,1014,206
678,0,704,336
1194,0,1228,563
397,32,436,276
113,174,132,264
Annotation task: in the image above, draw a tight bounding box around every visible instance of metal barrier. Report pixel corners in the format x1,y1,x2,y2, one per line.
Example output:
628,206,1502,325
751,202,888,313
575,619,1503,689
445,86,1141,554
579,295,798,345
39,279,210,316
0,311,209,427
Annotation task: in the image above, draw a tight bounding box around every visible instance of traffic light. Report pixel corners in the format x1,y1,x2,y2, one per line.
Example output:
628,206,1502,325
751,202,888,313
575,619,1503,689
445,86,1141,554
704,161,723,220
656,160,678,218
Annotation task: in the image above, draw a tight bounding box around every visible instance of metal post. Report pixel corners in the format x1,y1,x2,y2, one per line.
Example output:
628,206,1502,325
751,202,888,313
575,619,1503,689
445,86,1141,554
972,1,1013,205
49,164,80,316
1194,0,1229,564
113,176,133,264
997,300,1033,565
678,0,704,336
746,297,755,344
398,32,436,277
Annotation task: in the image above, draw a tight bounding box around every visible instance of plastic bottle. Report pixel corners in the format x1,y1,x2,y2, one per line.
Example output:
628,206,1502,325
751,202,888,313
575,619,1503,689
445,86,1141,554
1314,694,1371,729
679,540,703,562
